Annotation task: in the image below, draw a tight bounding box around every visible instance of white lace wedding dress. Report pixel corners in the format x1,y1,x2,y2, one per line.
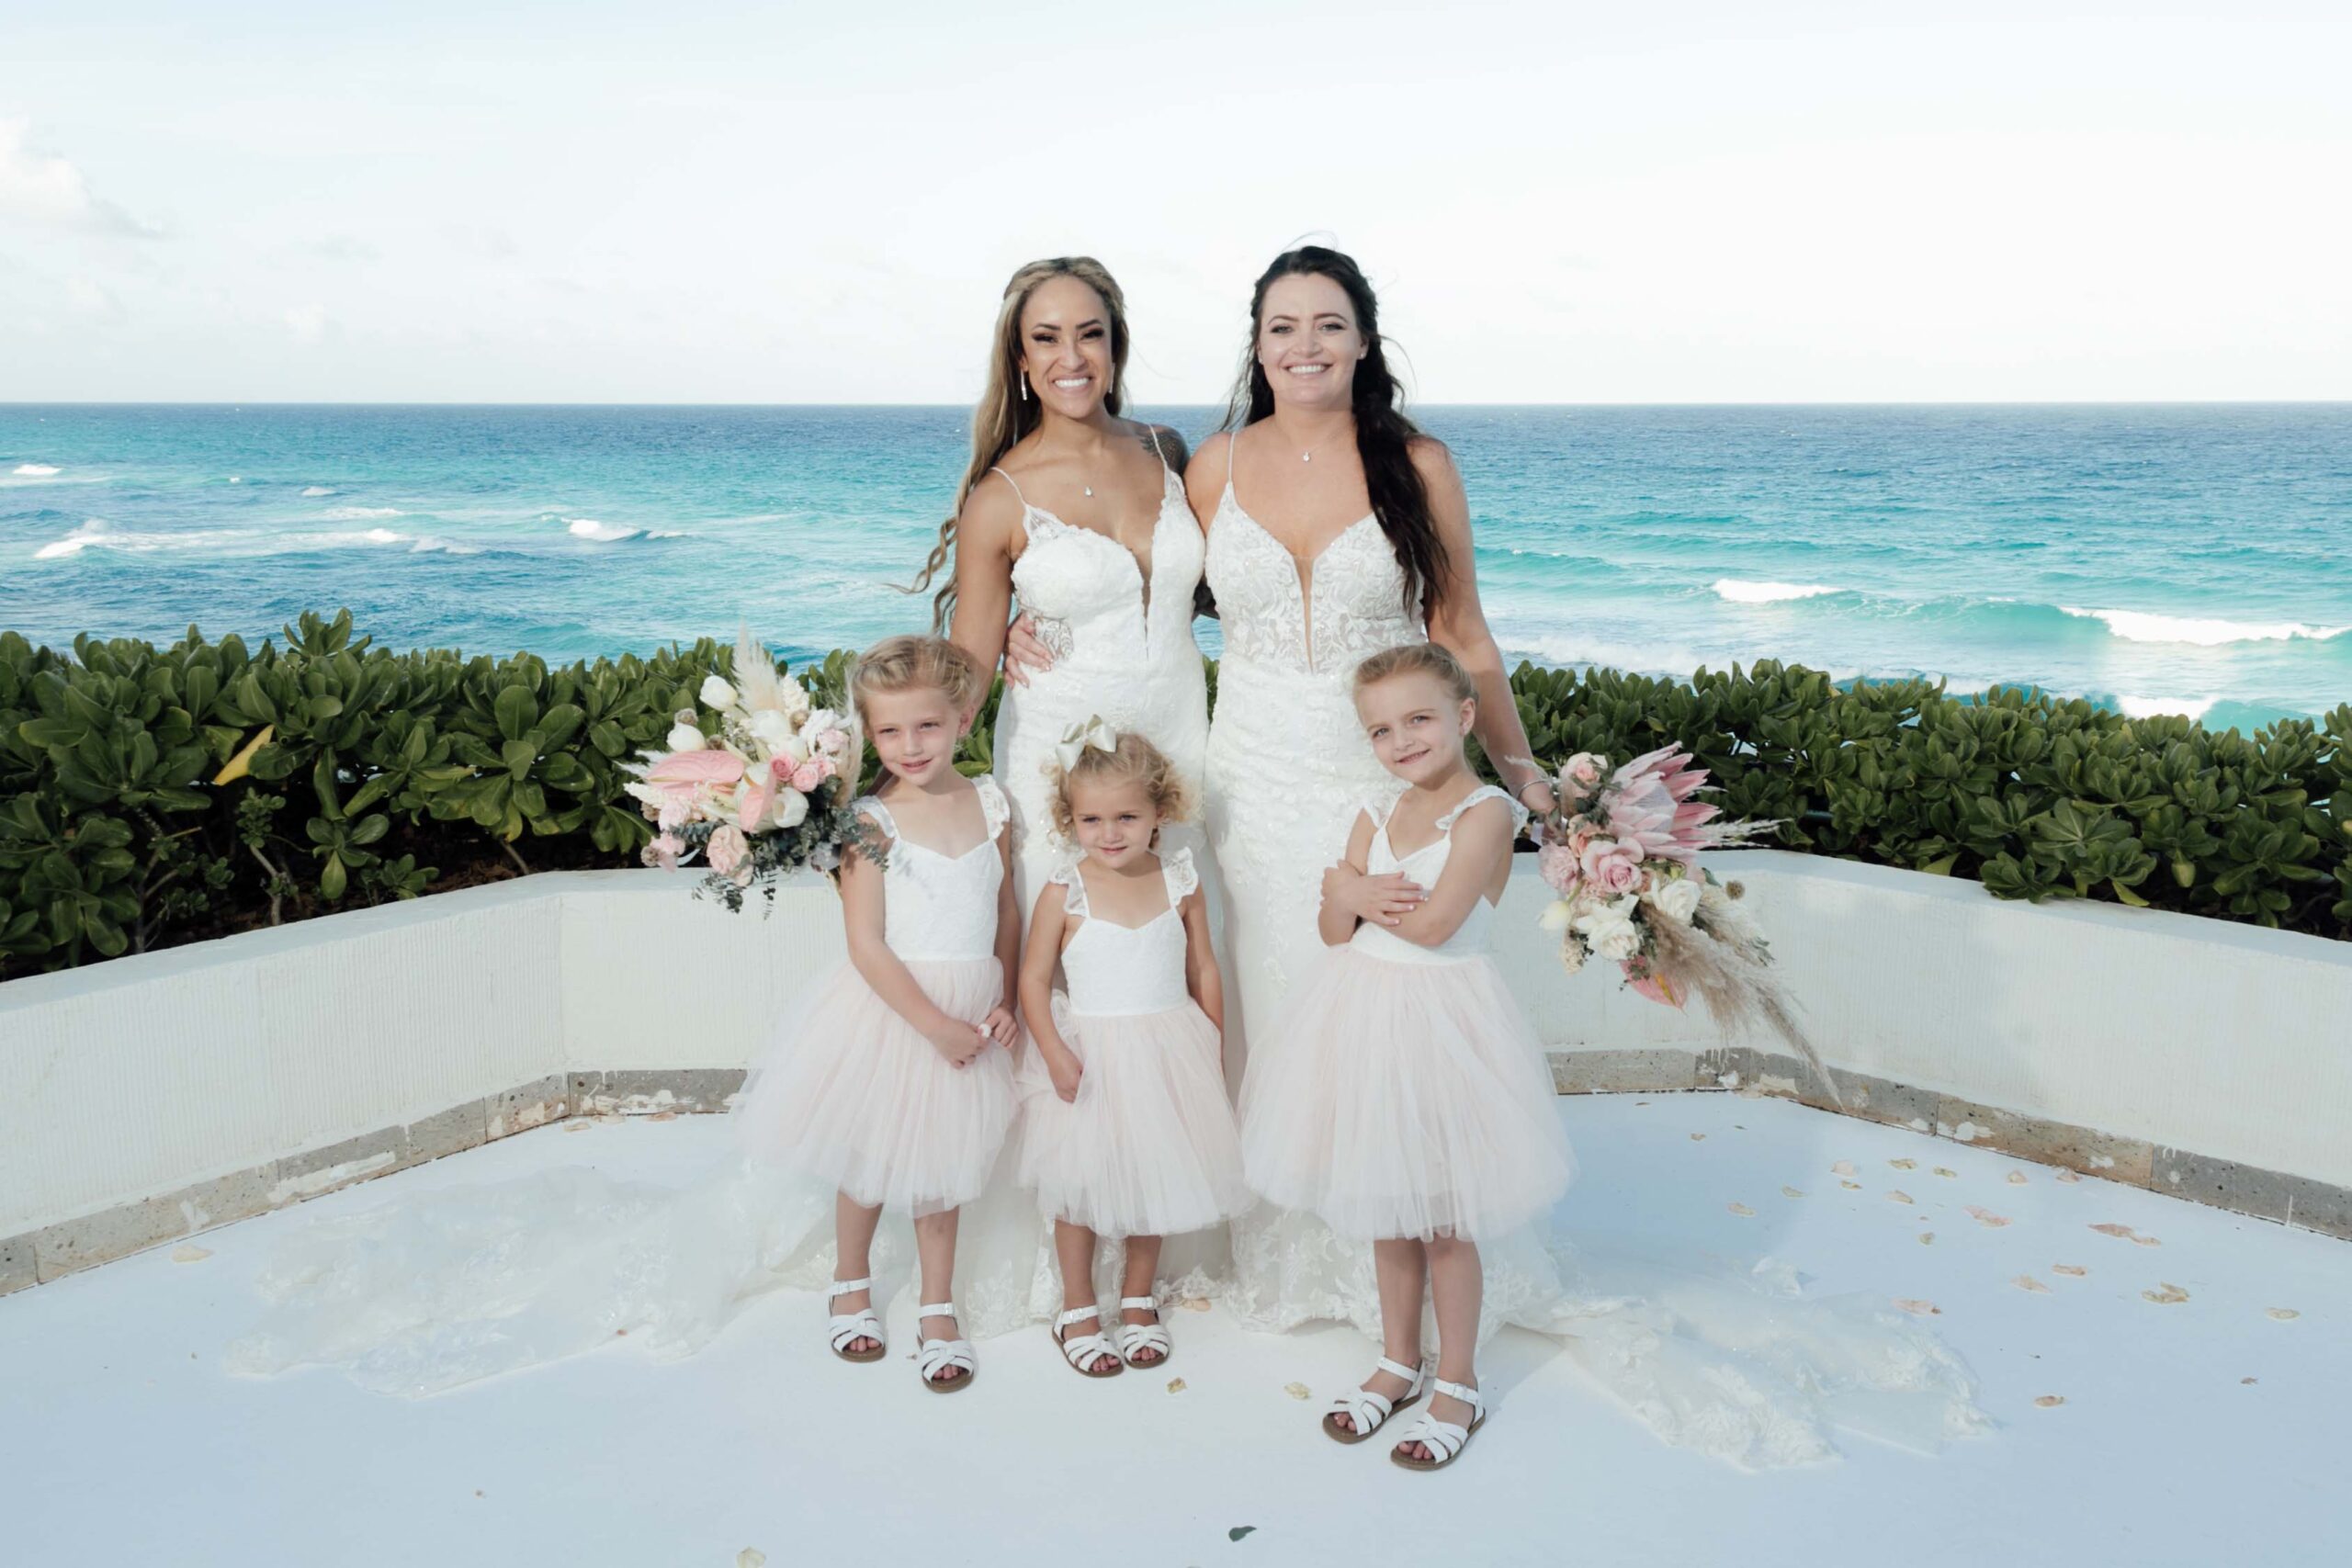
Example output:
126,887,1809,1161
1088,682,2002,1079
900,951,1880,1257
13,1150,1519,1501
228,443,1227,1391
1202,457,1988,1466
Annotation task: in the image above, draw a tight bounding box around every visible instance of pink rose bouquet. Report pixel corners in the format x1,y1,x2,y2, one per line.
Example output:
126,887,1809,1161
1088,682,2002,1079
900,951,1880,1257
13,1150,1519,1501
620,630,872,911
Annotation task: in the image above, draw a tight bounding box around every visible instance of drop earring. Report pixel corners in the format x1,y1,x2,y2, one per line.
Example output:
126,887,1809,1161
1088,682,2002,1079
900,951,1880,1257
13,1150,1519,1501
1020,372,1029,402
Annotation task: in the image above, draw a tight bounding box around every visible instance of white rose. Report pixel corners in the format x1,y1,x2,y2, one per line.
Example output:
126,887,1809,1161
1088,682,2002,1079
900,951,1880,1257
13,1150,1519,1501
770,785,809,829
1649,877,1702,925
1590,918,1644,962
748,708,795,752
698,674,738,710
665,721,706,753
801,706,842,741
1538,897,1577,933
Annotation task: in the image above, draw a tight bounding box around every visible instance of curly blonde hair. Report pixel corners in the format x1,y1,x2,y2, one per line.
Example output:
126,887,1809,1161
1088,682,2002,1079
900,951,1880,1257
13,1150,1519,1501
1352,640,1476,705
1048,730,1193,845
846,635,989,726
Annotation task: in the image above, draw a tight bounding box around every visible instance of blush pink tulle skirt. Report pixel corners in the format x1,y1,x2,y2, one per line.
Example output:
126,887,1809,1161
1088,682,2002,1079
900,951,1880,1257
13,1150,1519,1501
1013,998,1252,1239
1238,948,1576,1242
736,957,1015,1218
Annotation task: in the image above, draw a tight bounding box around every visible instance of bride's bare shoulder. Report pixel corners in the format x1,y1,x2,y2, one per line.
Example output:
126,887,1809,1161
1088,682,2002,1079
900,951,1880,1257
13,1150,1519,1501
1184,429,1235,514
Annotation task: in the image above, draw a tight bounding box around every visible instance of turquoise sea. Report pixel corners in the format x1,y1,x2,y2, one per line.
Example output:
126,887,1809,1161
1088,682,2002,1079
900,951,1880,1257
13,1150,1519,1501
4,404,2347,732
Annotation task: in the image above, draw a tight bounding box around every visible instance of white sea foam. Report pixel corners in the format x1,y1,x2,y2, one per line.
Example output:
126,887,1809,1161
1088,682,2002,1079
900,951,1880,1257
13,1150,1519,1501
566,518,639,542
2115,694,2221,722
12,463,62,477
320,505,403,521
1713,579,1838,604
33,520,415,559
2062,607,2348,646
301,485,337,497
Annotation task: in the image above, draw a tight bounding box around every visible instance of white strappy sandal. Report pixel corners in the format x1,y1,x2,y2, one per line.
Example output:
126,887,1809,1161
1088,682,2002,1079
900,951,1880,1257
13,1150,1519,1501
1389,1378,1487,1472
913,1303,976,1393
1114,1296,1172,1368
1053,1305,1125,1379
825,1277,886,1364
1321,1357,1426,1445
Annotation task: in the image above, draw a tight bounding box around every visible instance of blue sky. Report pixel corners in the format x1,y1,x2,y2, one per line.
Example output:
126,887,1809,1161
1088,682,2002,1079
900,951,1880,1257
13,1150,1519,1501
3,1,2346,401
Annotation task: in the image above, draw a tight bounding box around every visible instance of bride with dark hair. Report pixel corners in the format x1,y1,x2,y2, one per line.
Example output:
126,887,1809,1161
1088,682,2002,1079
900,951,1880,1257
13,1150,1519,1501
1193,245,1984,1468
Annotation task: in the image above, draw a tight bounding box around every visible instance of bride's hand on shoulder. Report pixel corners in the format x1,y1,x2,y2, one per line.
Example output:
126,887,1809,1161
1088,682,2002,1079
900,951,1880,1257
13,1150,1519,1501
1322,860,1426,927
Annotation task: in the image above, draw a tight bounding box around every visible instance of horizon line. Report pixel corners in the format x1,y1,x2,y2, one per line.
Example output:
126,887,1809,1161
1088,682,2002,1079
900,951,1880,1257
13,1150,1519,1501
6,398,2349,411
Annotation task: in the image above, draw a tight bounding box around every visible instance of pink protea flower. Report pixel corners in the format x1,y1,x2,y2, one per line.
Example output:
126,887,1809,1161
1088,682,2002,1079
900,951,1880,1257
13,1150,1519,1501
1604,745,1720,867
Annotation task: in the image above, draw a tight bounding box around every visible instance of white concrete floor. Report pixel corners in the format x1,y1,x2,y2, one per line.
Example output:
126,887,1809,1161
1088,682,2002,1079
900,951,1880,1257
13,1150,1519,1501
4,1093,2346,1567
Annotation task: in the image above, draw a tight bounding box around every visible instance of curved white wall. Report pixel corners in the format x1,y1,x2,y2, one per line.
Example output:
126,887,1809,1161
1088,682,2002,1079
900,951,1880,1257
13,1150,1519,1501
5,852,2349,1276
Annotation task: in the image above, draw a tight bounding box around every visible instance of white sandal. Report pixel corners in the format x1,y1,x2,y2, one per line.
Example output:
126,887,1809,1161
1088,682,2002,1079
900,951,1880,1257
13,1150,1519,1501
1053,1305,1124,1379
1114,1296,1172,1368
825,1277,885,1364
1389,1378,1487,1472
913,1303,976,1393
1321,1357,1426,1445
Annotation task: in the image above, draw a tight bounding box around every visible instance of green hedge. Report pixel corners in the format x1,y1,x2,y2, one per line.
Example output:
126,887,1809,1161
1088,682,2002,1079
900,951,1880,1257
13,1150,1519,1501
3,613,2346,977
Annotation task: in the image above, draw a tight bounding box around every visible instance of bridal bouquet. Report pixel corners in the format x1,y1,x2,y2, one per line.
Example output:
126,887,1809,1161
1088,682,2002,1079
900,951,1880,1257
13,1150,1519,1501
1534,744,1836,1098
621,631,873,910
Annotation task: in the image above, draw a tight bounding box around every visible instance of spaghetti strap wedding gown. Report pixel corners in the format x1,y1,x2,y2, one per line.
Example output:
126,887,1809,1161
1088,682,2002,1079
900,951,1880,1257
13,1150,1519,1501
1202,445,1988,1466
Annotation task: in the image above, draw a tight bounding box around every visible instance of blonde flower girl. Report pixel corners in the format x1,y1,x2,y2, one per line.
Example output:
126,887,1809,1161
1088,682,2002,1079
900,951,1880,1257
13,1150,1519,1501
1014,725,1251,1378
1239,642,1575,1470
735,635,1021,1391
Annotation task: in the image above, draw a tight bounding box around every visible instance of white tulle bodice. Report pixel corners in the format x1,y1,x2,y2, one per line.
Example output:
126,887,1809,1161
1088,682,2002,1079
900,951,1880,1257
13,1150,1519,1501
1348,787,1527,966
1051,850,1197,1017
855,776,1009,961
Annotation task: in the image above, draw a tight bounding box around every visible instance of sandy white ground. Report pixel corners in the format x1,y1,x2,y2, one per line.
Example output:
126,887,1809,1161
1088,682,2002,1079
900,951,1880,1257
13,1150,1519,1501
3,1093,2344,1567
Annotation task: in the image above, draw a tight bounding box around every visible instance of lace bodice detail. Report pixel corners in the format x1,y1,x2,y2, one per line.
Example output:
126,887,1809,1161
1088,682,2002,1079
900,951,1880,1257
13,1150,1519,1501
1347,786,1528,965
854,775,1008,961
1007,461,1202,674
1049,849,1196,1017
1205,491,1422,676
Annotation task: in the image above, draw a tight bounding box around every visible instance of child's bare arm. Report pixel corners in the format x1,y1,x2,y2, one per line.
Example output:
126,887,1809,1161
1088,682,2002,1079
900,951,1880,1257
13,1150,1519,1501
1316,811,1380,946
1384,801,1515,949
1181,887,1224,1032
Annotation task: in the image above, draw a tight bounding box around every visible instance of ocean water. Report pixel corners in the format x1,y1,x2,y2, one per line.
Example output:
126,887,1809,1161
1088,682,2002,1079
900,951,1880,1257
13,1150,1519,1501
4,403,2346,732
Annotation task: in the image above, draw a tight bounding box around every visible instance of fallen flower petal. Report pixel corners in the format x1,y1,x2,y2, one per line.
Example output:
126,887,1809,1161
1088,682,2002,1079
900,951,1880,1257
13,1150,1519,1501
2142,1283,2190,1305
1966,1206,2012,1227
1894,1298,1941,1315
2013,1276,2052,1293
2033,1394,2066,1408
2052,1264,2087,1278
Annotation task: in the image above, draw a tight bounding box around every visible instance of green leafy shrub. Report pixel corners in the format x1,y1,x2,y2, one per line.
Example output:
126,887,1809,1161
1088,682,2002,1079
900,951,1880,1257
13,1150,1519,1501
3,619,2344,978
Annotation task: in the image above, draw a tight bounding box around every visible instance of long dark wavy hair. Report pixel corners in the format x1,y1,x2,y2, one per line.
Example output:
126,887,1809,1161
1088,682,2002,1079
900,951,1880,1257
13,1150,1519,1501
1222,245,1446,615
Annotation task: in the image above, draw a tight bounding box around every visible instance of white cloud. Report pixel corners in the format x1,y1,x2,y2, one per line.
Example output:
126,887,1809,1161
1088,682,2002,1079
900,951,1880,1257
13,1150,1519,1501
0,118,160,238
65,276,119,317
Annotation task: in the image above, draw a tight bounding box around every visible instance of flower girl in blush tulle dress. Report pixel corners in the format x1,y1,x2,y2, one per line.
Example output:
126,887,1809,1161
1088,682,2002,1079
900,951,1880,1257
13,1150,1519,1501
1238,642,1574,1470
734,636,1021,1392
1013,725,1250,1378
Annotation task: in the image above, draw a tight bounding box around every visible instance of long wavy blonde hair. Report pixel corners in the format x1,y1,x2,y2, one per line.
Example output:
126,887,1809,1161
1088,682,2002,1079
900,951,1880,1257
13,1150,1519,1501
908,256,1133,628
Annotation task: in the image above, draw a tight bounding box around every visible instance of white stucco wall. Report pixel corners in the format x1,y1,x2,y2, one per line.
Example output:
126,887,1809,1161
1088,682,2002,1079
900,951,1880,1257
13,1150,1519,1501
5,853,2349,1238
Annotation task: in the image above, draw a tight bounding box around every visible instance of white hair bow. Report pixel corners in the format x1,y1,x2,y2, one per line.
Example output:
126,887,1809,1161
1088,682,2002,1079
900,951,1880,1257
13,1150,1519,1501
1055,716,1117,772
